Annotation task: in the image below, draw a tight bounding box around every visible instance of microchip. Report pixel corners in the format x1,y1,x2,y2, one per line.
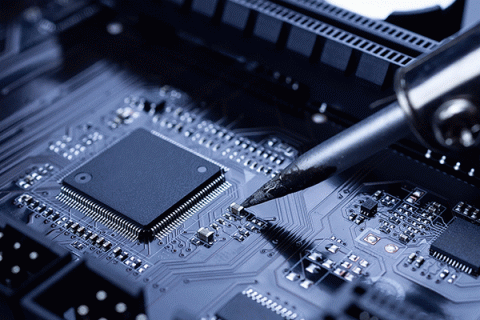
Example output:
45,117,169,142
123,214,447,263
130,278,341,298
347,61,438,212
216,293,284,320
57,129,226,242
430,218,480,275
360,198,378,217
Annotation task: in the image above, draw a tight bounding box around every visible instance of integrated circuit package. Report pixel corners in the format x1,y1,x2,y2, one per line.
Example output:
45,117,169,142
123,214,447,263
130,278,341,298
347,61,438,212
430,218,480,275
216,293,284,320
57,128,226,242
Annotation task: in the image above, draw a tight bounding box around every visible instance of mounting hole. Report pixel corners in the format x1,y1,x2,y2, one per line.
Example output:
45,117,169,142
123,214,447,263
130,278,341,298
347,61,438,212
197,166,207,173
75,173,92,184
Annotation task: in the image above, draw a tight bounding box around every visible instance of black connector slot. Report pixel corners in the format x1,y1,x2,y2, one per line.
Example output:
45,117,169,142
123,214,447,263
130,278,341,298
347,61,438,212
0,226,59,291
272,0,438,56
0,217,71,320
22,259,146,320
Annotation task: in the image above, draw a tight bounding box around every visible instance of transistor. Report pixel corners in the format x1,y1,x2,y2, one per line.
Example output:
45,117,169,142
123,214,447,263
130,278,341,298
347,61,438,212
361,198,378,217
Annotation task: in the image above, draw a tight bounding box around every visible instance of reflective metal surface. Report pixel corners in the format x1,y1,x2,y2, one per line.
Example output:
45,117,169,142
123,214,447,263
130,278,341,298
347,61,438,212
395,22,480,151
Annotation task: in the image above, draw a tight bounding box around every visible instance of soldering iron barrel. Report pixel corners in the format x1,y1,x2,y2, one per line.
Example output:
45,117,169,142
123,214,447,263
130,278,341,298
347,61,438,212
241,102,409,208
243,23,480,208
395,22,480,151
281,101,409,189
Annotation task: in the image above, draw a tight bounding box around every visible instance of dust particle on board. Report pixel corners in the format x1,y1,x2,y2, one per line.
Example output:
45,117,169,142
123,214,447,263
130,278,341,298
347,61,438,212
57,128,225,242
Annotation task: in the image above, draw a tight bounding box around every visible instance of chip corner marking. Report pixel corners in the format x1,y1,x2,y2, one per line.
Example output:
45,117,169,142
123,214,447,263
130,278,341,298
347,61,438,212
149,129,228,171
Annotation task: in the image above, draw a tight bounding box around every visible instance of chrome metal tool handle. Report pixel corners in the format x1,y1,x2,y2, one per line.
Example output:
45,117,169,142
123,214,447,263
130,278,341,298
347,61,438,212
395,23,480,151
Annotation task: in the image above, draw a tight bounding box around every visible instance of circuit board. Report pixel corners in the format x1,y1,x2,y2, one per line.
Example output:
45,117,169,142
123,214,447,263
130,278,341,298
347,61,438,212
1,65,480,319
2,1,480,320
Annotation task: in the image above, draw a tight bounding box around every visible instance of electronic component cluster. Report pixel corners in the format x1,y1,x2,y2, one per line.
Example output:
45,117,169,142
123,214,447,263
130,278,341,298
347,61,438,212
1,1,480,318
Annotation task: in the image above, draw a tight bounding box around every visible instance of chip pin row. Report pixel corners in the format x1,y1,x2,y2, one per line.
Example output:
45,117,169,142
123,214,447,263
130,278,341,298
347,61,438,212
152,176,227,236
58,186,141,241
59,176,229,242
155,180,231,240
242,289,298,320
431,251,473,274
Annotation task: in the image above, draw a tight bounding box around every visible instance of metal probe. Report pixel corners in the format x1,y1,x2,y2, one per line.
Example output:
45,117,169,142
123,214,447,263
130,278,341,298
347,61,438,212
242,22,480,209
241,101,408,207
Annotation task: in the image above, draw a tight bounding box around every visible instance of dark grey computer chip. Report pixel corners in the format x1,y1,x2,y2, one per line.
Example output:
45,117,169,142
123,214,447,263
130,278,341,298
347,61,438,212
430,218,480,275
57,128,225,242
216,293,284,320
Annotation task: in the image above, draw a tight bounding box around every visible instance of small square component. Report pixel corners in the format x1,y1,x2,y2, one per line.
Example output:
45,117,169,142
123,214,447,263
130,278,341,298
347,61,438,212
197,227,214,243
58,129,225,242
361,198,378,217
229,202,245,216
